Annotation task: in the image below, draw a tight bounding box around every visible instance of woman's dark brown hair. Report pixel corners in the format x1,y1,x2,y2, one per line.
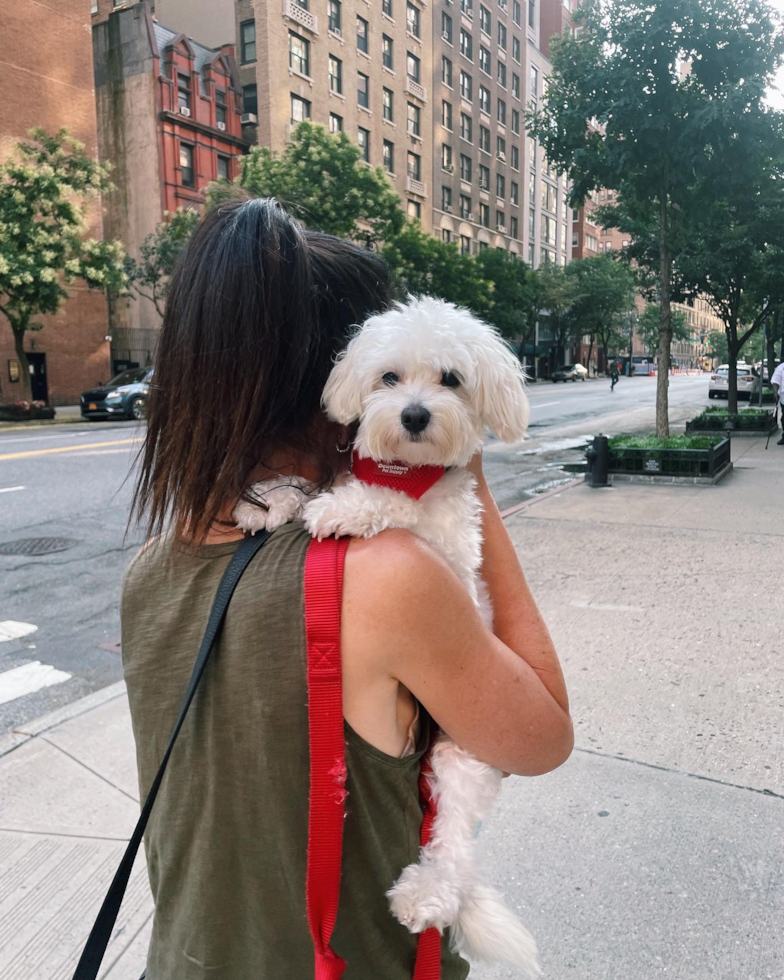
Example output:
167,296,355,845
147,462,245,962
132,197,393,540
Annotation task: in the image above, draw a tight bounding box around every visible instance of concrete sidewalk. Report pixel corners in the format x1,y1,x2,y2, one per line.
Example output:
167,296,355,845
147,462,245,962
0,437,781,979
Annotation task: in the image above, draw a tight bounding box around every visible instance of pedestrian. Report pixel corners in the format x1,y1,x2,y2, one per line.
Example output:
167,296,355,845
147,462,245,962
771,358,784,445
120,198,572,979
610,361,620,391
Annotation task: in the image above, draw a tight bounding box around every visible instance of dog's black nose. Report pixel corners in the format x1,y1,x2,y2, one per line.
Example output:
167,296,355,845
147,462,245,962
401,405,431,434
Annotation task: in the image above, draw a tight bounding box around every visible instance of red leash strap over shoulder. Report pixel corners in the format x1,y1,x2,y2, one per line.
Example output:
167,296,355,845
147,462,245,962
414,755,442,980
305,536,351,980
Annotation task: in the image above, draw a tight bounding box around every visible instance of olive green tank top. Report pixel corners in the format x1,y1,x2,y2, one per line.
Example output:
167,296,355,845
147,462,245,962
121,522,469,980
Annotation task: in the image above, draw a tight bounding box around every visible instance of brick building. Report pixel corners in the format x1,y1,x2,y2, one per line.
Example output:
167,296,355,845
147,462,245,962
0,0,112,407
93,2,249,356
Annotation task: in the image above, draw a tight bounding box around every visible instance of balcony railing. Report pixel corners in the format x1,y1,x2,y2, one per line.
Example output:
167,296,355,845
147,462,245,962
405,76,427,102
283,0,318,33
406,176,427,197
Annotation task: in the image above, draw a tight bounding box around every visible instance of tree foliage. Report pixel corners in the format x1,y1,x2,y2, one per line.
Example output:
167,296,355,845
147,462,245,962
475,247,540,345
638,303,689,358
528,0,784,435
0,128,127,401
206,121,404,245
567,255,636,361
536,262,577,354
124,208,200,318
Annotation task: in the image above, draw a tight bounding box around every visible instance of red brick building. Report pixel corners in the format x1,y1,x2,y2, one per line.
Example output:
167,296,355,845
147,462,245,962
0,0,112,406
93,2,248,356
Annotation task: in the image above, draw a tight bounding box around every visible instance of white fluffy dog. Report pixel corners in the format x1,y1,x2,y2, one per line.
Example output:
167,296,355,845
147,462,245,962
235,296,539,974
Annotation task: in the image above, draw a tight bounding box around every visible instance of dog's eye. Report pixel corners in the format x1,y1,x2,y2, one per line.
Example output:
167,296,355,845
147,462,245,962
382,372,399,386
441,371,461,389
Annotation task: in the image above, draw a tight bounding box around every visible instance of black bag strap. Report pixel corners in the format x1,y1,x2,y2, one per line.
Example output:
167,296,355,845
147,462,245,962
72,530,274,980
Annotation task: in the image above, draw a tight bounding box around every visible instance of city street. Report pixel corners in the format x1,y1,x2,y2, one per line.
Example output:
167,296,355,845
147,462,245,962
0,375,712,734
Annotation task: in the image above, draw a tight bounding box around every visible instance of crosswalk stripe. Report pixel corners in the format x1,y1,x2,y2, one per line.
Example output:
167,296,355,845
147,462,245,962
0,622,38,643
0,661,72,706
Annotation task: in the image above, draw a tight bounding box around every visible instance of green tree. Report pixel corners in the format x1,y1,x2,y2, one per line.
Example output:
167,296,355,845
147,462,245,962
638,304,689,361
0,129,127,402
529,0,784,435
207,121,404,246
475,248,540,351
380,222,493,314
535,262,577,363
125,209,199,318
706,329,729,364
567,255,636,369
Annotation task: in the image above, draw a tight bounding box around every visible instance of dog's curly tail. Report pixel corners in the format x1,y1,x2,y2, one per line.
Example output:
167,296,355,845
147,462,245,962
449,883,541,976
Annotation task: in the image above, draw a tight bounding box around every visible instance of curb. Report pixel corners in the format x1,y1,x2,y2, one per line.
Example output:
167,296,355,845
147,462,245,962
499,478,583,519
0,414,86,432
0,679,127,759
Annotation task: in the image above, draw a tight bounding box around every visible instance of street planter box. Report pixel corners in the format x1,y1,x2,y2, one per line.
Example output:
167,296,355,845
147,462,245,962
685,409,776,438
0,403,56,422
608,436,731,482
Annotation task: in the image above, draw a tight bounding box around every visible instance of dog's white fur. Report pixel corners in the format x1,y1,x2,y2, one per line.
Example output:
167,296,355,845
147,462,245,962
235,296,539,975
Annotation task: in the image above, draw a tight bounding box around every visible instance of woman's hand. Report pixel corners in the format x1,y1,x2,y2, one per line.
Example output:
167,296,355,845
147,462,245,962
466,450,488,490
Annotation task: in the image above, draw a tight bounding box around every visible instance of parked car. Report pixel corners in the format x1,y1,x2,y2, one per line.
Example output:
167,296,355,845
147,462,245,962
80,367,153,420
708,363,760,400
551,363,589,383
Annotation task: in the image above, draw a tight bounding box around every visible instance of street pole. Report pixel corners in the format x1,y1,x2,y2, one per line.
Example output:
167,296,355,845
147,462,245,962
533,320,539,382
629,312,634,377
758,318,767,409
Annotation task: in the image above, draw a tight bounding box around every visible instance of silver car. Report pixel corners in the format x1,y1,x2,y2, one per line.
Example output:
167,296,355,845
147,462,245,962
708,364,760,400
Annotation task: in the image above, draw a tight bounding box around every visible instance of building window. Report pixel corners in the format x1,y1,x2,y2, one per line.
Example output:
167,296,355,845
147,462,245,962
442,143,453,170
407,151,421,180
513,0,521,25
461,0,473,13
442,100,453,129
330,112,343,132
383,139,395,173
541,247,555,265
407,102,421,136
460,153,472,181
442,56,453,86
511,108,520,134
383,87,394,121
529,171,536,199
243,84,258,116
479,85,490,113
510,180,519,204
382,34,394,68
460,234,471,255
177,75,191,112
357,15,369,52
408,199,422,219
572,231,579,247
529,207,536,239
442,185,453,210
529,241,535,264
529,135,537,167
179,143,194,187
541,213,557,246
408,52,421,81
407,3,420,37
460,29,473,60
479,163,490,189
497,135,506,159
216,155,230,181
530,64,539,100
496,172,505,198
528,0,535,29
541,181,557,213
512,73,520,99
460,70,472,101
442,12,453,42
497,98,506,125
512,36,521,62
442,228,453,243
382,0,392,15
510,215,519,237
479,46,490,74
479,5,491,33
291,94,311,123
511,145,519,169
358,72,369,107
215,90,227,127
241,20,256,63
358,127,370,161
561,223,567,251
91,0,98,12
479,125,490,152
498,22,507,50
460,194,472,219
479,202,490,227
329,56,343,94
289,32,310,76
328,0,342,32
497,210,506,230
572,208,580,221
498,62,507,88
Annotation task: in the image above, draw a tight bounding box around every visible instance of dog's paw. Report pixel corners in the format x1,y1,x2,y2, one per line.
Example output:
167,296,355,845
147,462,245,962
234,480,309,532
387,861,462,934
302,493,365,540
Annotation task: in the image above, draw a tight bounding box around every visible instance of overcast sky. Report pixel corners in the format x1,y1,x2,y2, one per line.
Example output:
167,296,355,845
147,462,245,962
768,0,784,110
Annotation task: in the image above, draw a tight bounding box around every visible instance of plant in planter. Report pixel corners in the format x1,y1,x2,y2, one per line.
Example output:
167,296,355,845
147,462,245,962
0,400,56,422
606,434,730,478
686,407,776,433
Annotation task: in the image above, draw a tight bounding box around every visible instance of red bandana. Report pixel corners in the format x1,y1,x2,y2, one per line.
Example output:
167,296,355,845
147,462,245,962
352,451,445,500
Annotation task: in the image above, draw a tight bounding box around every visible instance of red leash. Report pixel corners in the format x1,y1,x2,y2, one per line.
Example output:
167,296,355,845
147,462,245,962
304,536,442,979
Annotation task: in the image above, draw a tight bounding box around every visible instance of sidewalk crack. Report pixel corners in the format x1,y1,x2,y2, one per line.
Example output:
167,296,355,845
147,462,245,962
40,736,140,804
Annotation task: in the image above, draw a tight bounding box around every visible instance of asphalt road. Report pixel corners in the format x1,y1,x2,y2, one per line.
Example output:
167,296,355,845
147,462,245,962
0,375,714,733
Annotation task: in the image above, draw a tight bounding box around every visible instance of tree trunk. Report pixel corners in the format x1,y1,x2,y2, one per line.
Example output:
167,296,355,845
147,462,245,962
656,197,673,439
587,336,594,375
726,324,739,414
12,325,33,403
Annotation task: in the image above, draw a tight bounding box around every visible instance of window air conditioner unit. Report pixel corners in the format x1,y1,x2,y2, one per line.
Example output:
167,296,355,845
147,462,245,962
442,31,451,40
217,121,226,131
443,203,453,212
496,223,507,233
444,163,454,173
498,151,506,161
331,26,342,36
179,106,191,117
241,113,258,124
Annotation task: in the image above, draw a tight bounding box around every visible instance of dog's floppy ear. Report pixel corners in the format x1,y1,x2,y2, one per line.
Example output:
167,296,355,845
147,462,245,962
321,344,365,424
474,331,530,443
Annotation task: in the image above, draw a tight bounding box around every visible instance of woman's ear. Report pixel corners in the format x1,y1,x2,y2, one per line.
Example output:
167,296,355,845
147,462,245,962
321,347,364,424
474,334,530,443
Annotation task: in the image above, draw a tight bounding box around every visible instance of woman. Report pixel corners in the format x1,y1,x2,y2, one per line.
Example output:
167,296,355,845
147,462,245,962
123,198,572,979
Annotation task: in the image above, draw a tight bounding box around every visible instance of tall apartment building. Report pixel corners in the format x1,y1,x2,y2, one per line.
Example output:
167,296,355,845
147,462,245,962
235,0,434,230
0,0,111,406
91,0,236,47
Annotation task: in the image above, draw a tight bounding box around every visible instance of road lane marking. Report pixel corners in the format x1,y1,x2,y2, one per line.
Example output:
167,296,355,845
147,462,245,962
0,621,38,643
530,401,562,409
571,599,644,613
0,437,141,462
0,661,72,706
0,486,25,494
